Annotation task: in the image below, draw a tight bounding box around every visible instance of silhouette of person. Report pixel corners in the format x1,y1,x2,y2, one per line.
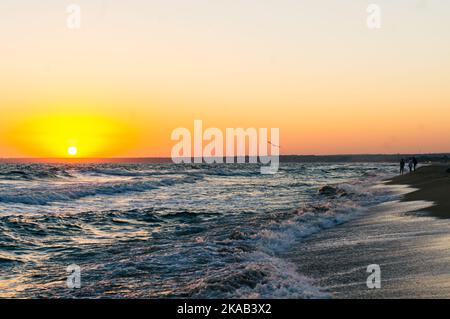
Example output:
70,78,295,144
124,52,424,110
400,158,405,175
413,157,418,171
408,158,413,173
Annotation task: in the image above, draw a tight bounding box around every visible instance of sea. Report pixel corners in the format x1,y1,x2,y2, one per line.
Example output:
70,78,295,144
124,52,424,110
0,162,399,298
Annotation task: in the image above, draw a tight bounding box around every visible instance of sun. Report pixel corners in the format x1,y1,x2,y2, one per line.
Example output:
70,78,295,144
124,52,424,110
68,146,78,156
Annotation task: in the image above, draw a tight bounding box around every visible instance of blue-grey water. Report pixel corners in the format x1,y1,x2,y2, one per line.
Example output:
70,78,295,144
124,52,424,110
0,162,398,298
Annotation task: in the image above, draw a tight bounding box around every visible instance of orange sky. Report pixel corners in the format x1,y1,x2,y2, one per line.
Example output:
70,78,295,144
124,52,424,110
1,0,449,158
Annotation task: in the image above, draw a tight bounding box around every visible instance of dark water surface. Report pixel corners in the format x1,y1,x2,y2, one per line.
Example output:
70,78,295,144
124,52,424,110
0,162,397,298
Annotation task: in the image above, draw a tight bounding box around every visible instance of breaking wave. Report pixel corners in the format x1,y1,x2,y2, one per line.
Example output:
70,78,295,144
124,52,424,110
0,162,398,298
0,175,203,205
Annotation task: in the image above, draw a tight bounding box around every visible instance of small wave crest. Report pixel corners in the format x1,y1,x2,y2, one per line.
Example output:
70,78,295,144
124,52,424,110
187,252,328,298
0,175,203,205
0,164,73,181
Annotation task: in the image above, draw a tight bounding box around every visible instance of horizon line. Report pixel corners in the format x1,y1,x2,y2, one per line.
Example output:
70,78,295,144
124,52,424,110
1,152,449,160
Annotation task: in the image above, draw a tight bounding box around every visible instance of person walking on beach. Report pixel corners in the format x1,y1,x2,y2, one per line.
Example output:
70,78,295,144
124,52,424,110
408,158,413,173
413,157,418,171
400,158,405,175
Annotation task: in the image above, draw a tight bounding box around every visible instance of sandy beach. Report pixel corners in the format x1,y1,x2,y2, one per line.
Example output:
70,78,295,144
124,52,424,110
288,164,450,298
387,164,450,218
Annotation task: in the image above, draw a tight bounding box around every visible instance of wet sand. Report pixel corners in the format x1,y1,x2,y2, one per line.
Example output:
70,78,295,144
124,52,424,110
288,165,450,298
387,164,450,218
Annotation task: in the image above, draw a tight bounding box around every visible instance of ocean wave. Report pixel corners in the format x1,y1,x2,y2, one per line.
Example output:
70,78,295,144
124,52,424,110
186,180,395,298
254,202,363,254
0,175,203,205
0,165,73,180
318,185,348,197
0,162,399,298
0,256,23,265
0,163,270,182
186,252,328,299
76,166,171,177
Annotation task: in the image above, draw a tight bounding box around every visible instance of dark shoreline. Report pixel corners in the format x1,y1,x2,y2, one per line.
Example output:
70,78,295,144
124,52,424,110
387,164,450,218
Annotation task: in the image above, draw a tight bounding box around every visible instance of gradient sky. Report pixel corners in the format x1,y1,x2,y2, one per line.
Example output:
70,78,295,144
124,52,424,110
1,0,449,157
